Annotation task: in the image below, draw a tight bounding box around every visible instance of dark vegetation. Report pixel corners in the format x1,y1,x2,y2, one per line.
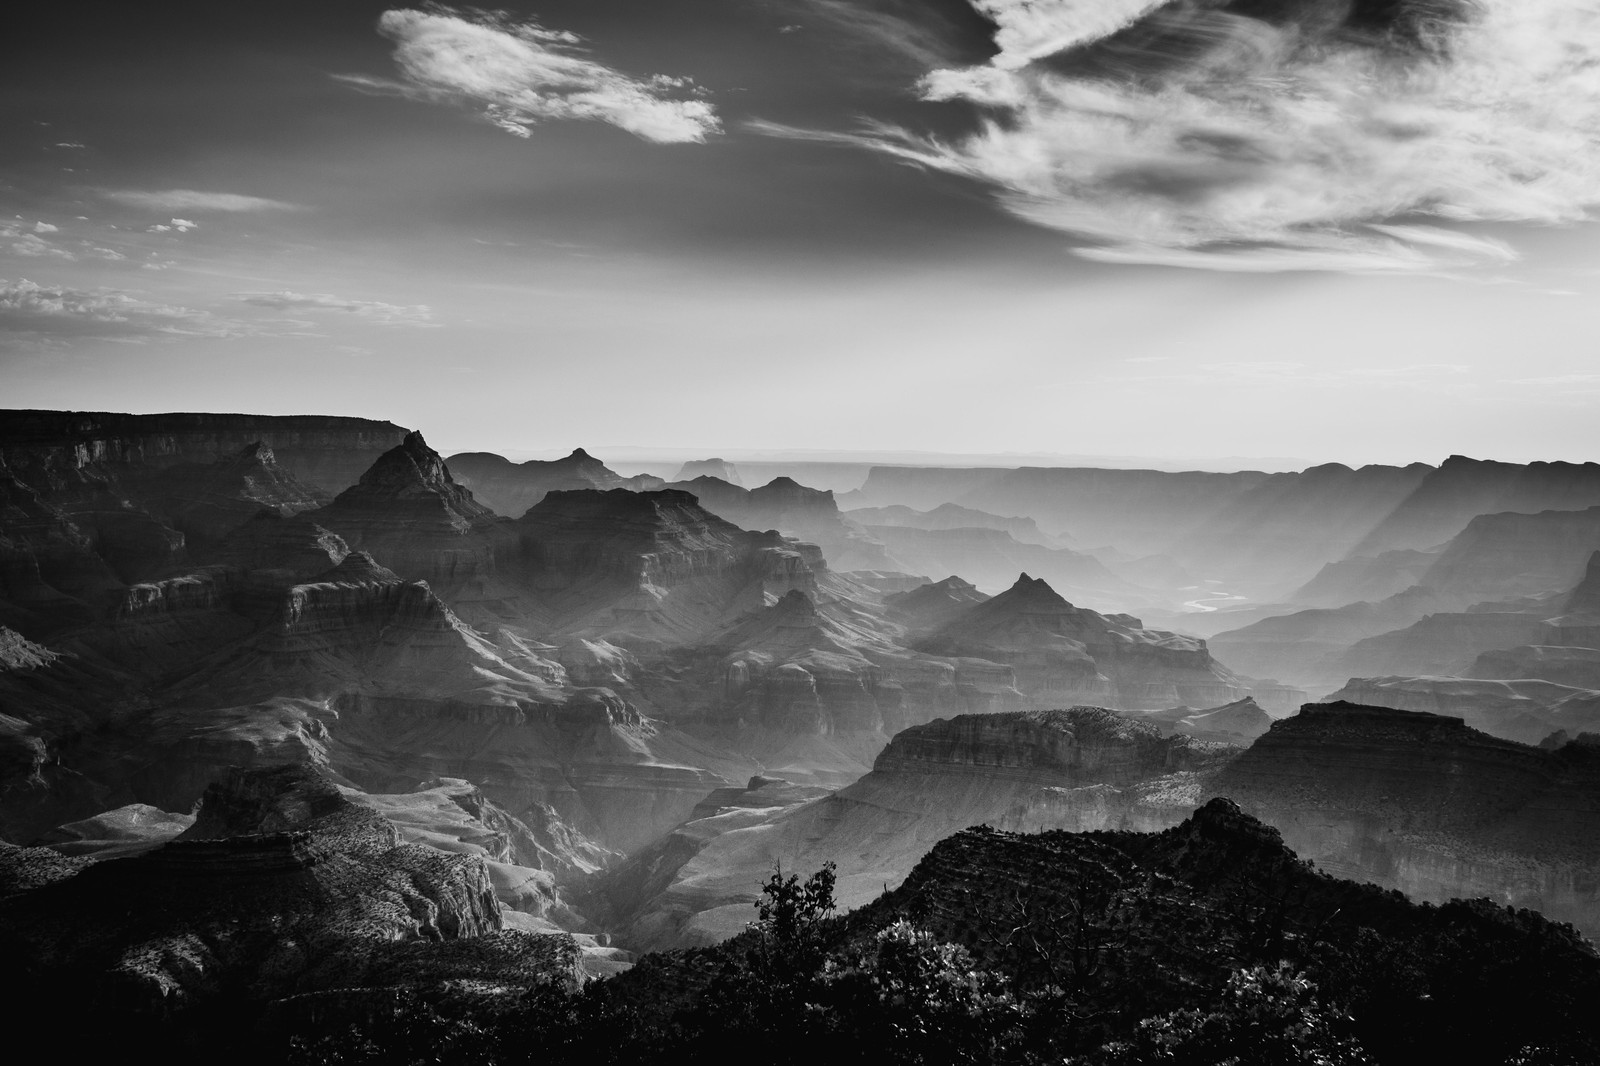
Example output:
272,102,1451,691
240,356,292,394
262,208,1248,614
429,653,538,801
276,800,1600,1066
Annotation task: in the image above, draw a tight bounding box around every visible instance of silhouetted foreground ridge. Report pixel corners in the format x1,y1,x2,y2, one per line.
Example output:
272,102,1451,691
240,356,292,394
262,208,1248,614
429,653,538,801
12,794,1572,1064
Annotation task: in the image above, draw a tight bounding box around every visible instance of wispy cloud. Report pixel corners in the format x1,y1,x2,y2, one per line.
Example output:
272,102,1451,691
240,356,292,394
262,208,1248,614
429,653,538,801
757,0,1600,272
785,0,967,70
339,7,719,144
234,290,438,327
101,189,300,212
0,278,237,340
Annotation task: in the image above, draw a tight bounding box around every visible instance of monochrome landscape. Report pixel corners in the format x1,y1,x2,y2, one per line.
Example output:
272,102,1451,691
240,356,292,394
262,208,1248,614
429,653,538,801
3,0,1600,1062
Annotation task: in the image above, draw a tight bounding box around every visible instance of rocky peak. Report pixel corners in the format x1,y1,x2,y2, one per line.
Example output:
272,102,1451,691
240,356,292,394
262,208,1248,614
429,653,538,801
545,447,615,478
320,431,500,557
885,574,991,630
951,573,1079,626
352,431,460,497
750,476,835,510
1150,796,1299,887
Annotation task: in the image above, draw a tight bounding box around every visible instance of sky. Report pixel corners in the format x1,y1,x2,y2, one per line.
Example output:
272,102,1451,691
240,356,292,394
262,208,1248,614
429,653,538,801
2,0,1598,469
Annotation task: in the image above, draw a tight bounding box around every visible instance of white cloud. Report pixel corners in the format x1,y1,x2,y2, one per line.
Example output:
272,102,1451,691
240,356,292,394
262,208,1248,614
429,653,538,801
0,278,234,339
234,290,438,327
32,222,59,234
101,189,300,212
1,221,73,260
762,0,1600,272
342,7,720,144
969,0,1172,69
146,218,198,235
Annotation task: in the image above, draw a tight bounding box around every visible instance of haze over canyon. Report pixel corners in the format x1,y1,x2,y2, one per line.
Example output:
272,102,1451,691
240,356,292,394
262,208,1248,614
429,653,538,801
6,0,1600,1061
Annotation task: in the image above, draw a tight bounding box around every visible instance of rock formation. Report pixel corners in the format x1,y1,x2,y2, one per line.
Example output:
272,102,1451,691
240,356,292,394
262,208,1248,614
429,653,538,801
665,474,900,573
1418,504,1600,605
312,431,515,594
0,764,578,1041
1207,587,1442,691
1349,455,1600,558
446,447,663,516
1173,696,1276,744
673,457,743,486
0,409,407,493
884,575,990,630
845,502,1067,547
588,708,1230,952
138,441,328,546
1321,676,1600,744
917,574,1249,709
1169,461,1432,599
860,524,1135,607
1216,701,1600,934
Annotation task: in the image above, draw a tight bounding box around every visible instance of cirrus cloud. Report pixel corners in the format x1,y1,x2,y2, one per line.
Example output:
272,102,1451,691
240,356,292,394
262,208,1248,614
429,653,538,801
761,0,1600,272
100,189,300,213
339,7,720,144
234,290,438,327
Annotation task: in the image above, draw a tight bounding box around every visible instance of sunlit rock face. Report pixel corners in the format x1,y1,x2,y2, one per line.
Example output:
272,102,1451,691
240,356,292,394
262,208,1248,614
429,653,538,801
447,447,662,517
588,708,1230,953
1216,701,1600,934
917,574,1249,710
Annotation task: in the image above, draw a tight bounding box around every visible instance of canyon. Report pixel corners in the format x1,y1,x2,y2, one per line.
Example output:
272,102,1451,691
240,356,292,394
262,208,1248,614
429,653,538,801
5,409,1600,1055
